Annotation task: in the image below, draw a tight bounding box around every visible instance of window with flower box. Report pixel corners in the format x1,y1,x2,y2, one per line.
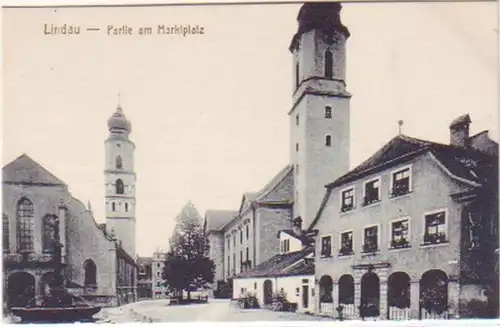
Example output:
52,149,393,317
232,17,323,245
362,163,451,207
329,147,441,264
363,178,381,205
423,211,447,245
320,235,332,257
341,188,355,212
362,226,379,253
339,231,354,256
391,167,411,197
390,218,410,249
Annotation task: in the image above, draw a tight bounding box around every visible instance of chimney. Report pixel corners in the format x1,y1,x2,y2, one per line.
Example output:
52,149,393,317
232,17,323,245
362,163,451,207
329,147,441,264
449,114,471,147
292,217,303,236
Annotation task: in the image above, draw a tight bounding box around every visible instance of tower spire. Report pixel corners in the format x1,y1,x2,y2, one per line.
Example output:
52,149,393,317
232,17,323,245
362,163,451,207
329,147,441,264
117,90,121,109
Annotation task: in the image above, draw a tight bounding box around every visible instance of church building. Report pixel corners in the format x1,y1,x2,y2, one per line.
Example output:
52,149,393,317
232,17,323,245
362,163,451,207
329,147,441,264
2,104,139,308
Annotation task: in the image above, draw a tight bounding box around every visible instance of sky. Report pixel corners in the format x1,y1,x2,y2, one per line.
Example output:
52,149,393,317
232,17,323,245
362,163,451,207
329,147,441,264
2,1,498,257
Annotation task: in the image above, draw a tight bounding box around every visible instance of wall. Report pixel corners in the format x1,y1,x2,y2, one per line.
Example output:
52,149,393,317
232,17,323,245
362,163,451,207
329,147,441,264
255,207,293,265
207,231,225,282
223,208,254,279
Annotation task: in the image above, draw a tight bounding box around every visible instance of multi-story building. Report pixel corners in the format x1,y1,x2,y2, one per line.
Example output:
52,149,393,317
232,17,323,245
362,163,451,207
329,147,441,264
137,256,153,300
309,115,499,319
152,250,168,299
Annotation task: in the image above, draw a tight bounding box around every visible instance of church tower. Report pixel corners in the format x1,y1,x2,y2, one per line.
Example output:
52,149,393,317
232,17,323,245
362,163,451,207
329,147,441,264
105,104,136,258
289,3,351,229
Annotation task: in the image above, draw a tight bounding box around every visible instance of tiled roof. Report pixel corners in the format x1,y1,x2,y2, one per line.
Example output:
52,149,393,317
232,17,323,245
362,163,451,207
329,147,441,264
205,209,238,232
326,134,497,189
3,154,66,186
235,247,313,279
279,229,313,246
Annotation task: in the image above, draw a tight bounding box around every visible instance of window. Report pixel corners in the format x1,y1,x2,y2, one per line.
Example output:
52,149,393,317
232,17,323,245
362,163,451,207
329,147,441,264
157,282,161,287
227,238,230,250
296,143,299,152
42,215,56,253
281,239,290,253
295,62,300,88
233,235,236,247
84,259,97,286
240,250,243,263
125,202,129,212
246,225,249,240
363,178,381,205
3,214,9,252
296,114,299,126
240,230,243,244
112,202,116,212
389,218,410,249
339,231,353,256
233,253,236,271
157,263,161,268
139,266,145,275
325,135,332,147
391,166,411,197
227,256,230,276
363,226,379,253
157,271,160,277
341,188,355,212
320,235,332,257
16,198,34,253
116,155,123,169
254,282,257,290
246,247,249,261
115,179,124,194
423,211,447,245
296,287,300,296
325,105,332,119
325,50,333,78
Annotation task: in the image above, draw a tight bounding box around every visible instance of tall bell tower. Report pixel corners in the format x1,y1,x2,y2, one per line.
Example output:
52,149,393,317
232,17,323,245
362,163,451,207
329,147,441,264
105,103,136,258
289,3,351,229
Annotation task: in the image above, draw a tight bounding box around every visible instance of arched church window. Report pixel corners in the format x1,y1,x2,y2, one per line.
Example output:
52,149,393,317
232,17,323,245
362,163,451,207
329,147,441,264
112,202,116,212
17,197,34,253
325,50,333,78
3,214,9,252
326,135,332,147
116,179,124,194
84,259,97,286
116,155,123,169
42,215,57,253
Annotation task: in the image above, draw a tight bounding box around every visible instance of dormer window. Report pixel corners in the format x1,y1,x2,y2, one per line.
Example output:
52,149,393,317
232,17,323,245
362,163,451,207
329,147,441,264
341,187,355,212
363,178,381,205
391,166,412,197
325,50,333,78
281,239,290,253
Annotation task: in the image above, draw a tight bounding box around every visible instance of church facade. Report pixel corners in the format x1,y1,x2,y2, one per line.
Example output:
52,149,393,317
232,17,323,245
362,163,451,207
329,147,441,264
2,105,139,308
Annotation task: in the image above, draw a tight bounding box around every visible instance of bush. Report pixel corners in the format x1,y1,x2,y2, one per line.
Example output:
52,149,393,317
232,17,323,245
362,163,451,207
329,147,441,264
461,299,493,318
237,291,259,309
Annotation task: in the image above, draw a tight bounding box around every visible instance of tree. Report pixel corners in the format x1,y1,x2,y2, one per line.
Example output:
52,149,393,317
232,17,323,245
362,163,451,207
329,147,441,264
163,202,215,300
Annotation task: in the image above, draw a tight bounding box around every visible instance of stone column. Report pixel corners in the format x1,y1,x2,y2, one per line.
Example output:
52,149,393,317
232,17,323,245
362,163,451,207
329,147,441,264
332,281,339,313
448,279,460,318
354,278,361,319
379,280,388,319
410,279,420,319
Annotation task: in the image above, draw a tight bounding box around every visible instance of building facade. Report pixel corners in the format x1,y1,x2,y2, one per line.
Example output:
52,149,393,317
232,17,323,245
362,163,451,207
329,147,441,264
2,155,117,308
309,116,499,319
152,250,168,299
137,256,153,300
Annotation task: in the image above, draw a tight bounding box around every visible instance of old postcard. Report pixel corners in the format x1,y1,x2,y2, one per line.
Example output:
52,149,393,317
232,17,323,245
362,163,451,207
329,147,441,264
1,0,498,324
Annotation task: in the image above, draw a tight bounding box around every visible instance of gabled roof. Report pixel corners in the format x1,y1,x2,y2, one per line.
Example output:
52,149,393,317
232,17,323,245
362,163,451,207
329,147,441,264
326,134,497,189
235,247,314,279
221,165,294,230
204,209,238,232
278,229,313,246
3,154,66,186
